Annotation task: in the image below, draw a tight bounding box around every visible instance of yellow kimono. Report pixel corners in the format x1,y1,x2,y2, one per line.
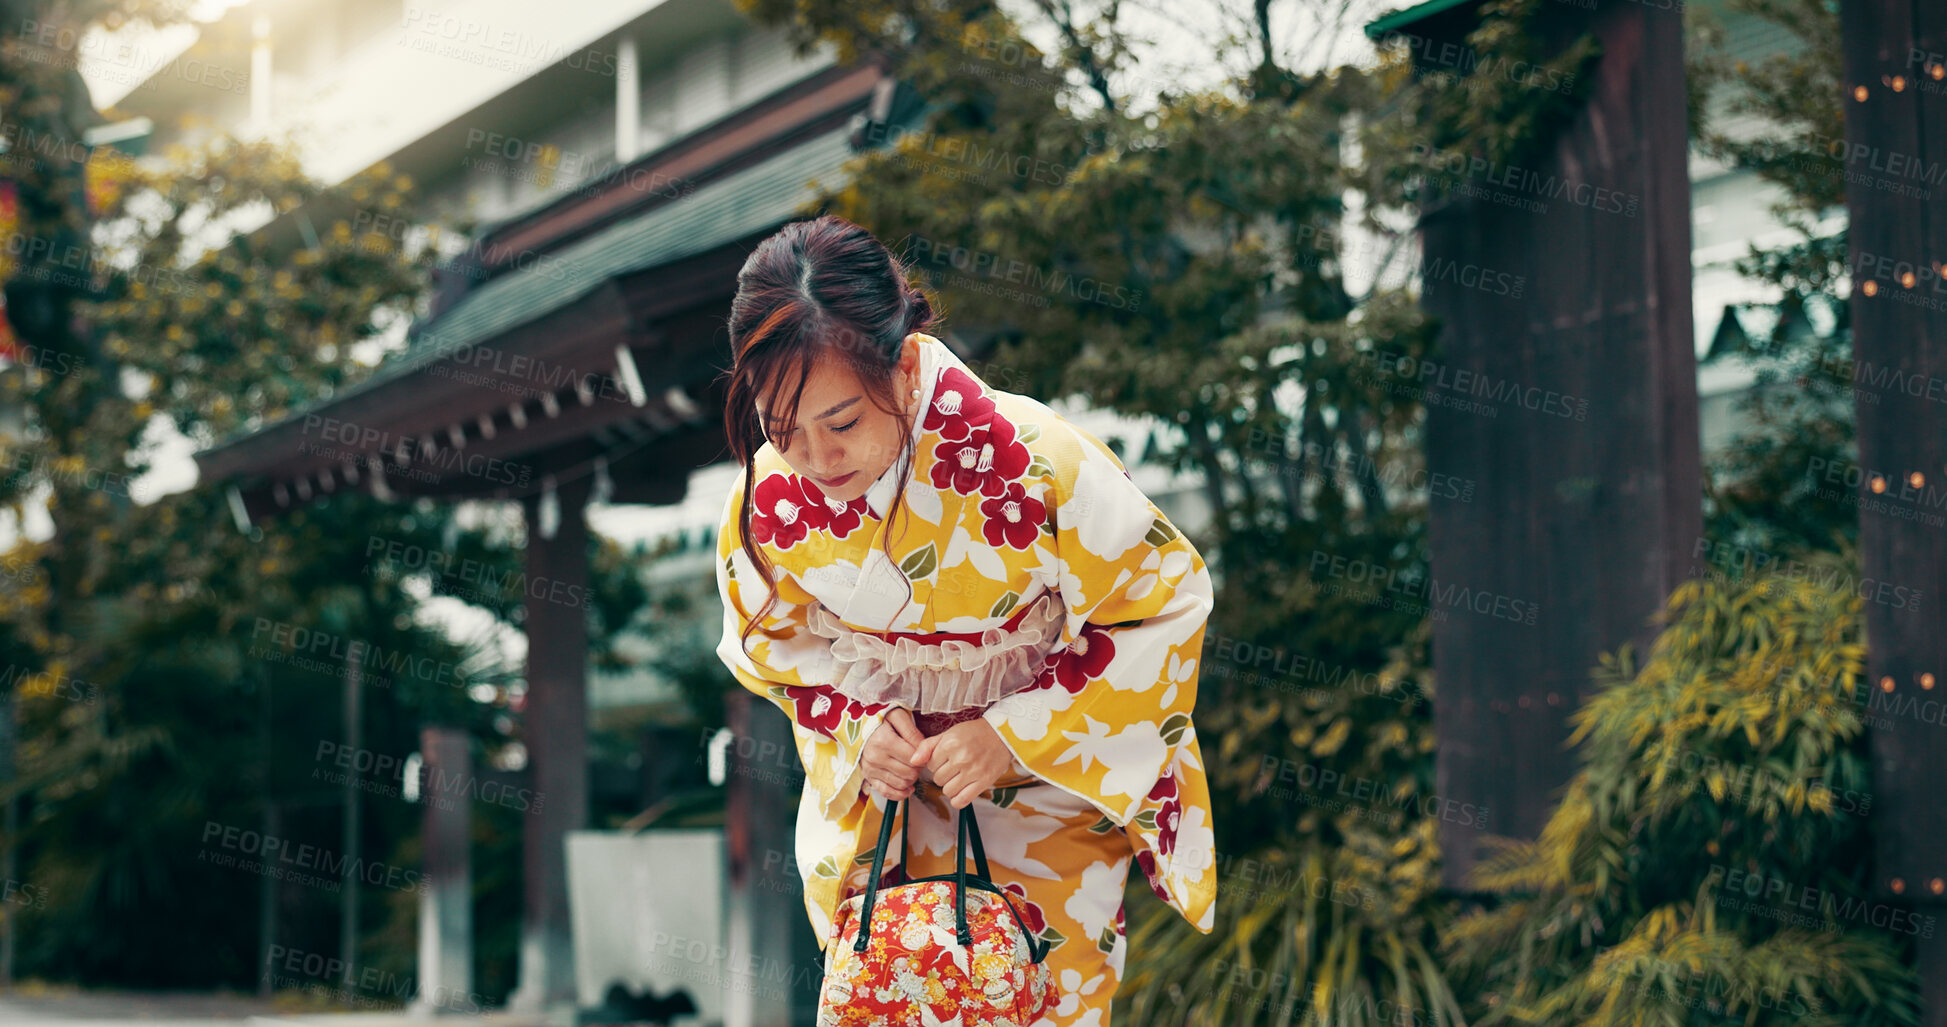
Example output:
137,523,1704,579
714,333,1217,1023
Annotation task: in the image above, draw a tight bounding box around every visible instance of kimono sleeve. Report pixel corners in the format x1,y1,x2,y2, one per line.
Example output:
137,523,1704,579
713,470,895,823
980,421,1220,934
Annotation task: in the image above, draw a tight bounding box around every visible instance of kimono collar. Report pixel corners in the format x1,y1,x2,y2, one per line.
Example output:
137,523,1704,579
862,333,982,519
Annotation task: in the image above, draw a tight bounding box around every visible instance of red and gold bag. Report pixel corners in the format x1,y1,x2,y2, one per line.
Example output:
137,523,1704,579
818,797,1058,1025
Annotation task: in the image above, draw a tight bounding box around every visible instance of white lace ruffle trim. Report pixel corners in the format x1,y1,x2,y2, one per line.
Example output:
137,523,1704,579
804,590,1066,714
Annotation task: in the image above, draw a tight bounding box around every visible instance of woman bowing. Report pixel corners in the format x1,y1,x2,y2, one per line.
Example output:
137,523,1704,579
713,214,1217,1025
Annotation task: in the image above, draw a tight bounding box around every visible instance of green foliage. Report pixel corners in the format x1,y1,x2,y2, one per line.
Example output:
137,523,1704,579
0,3,664,996
0,127,644,995
0,119,500,984
1361,0,1601,209
1442,554,1919,1025
85,135,432,445
1687,0,1844,220
1687,0,1854,559
1122,619,1463,1027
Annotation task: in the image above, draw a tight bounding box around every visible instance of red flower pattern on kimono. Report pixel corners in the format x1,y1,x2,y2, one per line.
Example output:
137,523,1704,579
749,472,829,548
1052,624,1116,694
782,686,887,739
1148,773,1183,856
922,367,994,441
979,480,1045,550
1134,849,1171,901
931,436,986,495
800,478,872,539
929,401,1031,497
785,684,849,736
972,413,1033,496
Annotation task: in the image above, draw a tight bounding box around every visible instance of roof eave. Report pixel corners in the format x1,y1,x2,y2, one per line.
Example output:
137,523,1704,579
1363,0,1482,40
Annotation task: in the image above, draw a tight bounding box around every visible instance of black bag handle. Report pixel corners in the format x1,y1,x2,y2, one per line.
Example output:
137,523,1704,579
850,796,1049,962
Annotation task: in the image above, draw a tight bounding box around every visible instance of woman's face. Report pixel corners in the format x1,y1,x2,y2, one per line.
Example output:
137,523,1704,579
757,334,923,503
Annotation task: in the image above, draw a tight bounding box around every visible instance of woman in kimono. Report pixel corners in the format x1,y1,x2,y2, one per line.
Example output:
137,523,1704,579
713,214,1217,1025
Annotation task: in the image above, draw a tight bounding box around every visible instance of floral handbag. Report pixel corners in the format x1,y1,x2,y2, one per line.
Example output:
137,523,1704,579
818,796,1058,1025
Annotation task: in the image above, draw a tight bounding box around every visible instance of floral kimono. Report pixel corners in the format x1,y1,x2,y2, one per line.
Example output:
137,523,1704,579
714,333,1217,1024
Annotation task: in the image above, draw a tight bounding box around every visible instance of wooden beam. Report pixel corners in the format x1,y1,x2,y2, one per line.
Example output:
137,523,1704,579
1840,1,1947,1015
1403,1,1702,889
197,280,637,484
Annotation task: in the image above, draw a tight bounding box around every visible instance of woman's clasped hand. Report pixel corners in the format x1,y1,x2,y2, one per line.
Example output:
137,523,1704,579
859,708,927,800
861,707,1018,809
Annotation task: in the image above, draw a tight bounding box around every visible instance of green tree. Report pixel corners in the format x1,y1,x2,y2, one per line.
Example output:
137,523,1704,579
0,4,665,1000
0,128,489,987
0,128,649,997
0,0,195,983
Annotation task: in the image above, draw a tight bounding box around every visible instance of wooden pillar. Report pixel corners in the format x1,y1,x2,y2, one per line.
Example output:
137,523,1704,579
508,473,594,1013
1375,0,1702,887
339,641,363,983
257,802,278,997
412,726,473,1016
723,688,819,1026
1839,3,1947,1017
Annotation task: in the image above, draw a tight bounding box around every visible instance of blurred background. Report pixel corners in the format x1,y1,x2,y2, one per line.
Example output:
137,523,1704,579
0,0,1938,1024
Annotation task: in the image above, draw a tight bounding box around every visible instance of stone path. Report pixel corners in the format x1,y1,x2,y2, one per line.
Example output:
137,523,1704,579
0,988,577,1026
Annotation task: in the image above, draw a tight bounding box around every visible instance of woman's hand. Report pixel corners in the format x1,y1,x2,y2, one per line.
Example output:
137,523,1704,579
910,718,1015,809
861,707,927,800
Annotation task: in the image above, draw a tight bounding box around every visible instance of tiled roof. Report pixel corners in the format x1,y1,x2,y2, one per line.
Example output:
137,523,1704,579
212,121,860,448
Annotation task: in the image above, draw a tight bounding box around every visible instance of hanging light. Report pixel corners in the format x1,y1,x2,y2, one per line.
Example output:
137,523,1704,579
614,343,647,406
538,473,560,540
369,462,395,501
591,454,613,506
226,484,251,533
665,384,699,421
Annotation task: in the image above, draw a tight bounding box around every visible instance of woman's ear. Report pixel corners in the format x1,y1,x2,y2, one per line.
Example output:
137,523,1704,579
899,333,923,396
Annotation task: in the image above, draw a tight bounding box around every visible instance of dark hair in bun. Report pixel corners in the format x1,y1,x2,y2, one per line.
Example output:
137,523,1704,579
720,213,942,641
